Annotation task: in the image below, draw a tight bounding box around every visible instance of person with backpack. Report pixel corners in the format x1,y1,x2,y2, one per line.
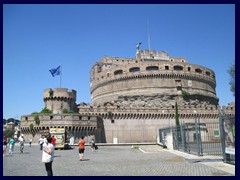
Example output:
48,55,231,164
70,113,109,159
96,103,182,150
8,136,15,155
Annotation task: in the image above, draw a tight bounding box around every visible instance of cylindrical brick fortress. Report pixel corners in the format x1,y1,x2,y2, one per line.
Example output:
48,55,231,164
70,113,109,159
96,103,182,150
90,50,218,107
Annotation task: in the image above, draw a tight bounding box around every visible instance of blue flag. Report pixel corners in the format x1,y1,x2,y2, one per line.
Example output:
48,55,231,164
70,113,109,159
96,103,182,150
49,66,61,77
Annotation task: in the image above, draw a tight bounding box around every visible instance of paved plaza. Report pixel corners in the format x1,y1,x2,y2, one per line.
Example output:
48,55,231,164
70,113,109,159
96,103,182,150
3,144,234,176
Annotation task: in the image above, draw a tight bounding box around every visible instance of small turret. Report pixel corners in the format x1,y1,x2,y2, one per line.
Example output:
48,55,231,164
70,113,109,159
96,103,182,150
43,88,77,114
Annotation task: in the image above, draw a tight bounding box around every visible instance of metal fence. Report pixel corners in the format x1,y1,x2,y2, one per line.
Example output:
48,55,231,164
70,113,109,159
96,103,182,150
160,121,223,156
219,114,235,165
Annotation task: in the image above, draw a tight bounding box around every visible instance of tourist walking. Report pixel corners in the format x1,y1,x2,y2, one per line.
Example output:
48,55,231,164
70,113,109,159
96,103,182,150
39,136,44,150
8,136,15,155
29,138,32,147
51,136,56,147
18,135,25,153
3,137,8,156
90,138,95,152
78,136,85,161
42,136,55,176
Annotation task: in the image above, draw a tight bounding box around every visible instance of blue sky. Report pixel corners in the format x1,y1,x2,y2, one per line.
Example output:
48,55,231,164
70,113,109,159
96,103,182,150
3,4,235,119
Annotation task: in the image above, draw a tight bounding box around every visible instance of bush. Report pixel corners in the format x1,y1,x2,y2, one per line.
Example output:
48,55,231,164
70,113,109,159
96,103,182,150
63,108,75,114
182,90,190,97
29,123,34,131
40,107,52,114
34,115,40,126
3,129,14,137
31,111,39,115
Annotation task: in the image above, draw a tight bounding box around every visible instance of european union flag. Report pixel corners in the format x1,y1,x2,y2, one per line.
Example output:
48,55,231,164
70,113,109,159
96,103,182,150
49,66,61,77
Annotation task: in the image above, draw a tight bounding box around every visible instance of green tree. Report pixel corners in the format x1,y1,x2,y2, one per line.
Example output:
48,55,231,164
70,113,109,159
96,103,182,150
29,123,34,131
3,129,14,137
228,63,235,96
40,107,52,114
31,111,39,115
34,115,40,126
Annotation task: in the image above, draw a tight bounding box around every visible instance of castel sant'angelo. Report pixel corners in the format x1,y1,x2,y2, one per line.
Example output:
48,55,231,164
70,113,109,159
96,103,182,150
20,48,235,144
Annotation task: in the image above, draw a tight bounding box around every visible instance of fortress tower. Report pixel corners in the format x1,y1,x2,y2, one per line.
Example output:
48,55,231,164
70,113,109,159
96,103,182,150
43,88,77,114
90,50,218,108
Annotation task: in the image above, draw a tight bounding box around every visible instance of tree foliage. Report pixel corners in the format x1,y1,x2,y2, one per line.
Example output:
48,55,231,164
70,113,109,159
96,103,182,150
228,63,235,97
34,115,40,126
40,107,52,114
31,111,39,115
62,108,75,114
29,123,34,131
3,129,14,137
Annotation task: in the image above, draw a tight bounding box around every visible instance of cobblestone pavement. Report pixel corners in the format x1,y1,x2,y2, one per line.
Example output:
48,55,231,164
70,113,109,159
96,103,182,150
3,145,234,176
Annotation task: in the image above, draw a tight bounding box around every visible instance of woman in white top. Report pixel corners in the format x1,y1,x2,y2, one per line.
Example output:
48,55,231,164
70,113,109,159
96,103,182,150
42,136,55,176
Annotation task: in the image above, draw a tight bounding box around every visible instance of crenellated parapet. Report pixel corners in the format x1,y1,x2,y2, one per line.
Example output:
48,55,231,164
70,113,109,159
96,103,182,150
90,52,218,107
221,102,235,117
20,114,102,143
78,102,220,121
43,88,77,114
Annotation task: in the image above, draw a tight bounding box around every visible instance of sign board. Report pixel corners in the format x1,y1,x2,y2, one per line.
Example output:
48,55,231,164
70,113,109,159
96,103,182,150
49,128,66,149
226,147,235,155
113,137,118,144
49,128,65,134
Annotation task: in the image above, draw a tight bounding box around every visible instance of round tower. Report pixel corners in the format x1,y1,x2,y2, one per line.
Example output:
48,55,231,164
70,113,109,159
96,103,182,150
43,88,77,114
90,50,218,108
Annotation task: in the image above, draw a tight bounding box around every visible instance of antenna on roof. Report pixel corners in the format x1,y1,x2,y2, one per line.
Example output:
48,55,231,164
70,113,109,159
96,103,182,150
147,19,151,52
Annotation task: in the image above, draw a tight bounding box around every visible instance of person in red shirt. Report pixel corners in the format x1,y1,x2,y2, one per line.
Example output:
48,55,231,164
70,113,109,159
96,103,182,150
78,137,85,161
51,136,56,147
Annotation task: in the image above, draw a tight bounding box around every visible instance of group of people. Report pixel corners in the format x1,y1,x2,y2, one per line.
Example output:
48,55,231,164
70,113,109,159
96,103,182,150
3,135,26,156
4,134,97,176
41,136,96,176
38,135,56,150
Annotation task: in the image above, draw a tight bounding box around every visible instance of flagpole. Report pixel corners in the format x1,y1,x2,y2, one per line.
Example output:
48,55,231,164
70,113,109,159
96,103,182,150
60,65,62,88
147,19,151,52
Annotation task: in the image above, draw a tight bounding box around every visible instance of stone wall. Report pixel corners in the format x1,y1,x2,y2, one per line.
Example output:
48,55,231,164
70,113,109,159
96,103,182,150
90,52,217,107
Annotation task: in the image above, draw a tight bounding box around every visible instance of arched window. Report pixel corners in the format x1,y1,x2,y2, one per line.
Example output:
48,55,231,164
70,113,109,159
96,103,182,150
129,67,140,72
206,71,211,76
114,70,123,75
195,68,202,73
146,66,159,71
173,65,183,71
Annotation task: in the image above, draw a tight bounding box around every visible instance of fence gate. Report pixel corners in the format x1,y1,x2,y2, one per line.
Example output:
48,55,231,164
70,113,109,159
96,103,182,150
170,121,222,156
219,114,235,165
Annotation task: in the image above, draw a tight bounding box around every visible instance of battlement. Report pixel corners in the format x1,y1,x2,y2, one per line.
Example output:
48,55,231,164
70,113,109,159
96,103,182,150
136,50,188,63
44,88,76,100
43,88,77,114
90,50,217,107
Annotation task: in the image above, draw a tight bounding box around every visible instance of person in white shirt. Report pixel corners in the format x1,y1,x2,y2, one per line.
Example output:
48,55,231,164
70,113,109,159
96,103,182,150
38,136,44,150
18,135,25,153
42,136,55,176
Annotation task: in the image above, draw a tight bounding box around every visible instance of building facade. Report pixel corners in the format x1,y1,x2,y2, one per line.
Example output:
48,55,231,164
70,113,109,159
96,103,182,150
20,50,234,144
